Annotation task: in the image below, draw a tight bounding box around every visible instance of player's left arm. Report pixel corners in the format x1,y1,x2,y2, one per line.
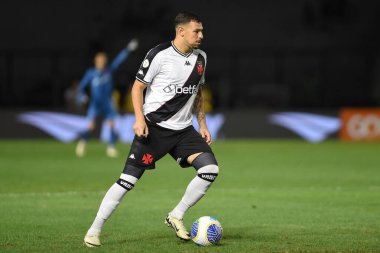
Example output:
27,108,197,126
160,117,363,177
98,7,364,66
109,38,139,72
194,87,212,145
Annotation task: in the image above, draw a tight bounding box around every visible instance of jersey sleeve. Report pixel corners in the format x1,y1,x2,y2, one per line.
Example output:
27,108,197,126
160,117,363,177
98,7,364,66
136,49,162,85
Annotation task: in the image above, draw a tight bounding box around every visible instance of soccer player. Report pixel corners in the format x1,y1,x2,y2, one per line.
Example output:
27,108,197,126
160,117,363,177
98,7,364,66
76,39,139,158
84,12,219,247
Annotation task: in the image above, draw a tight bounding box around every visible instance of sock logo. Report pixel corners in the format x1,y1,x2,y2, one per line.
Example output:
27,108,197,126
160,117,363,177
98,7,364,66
142,153,154,165
117,179,134,191
198,173,218,182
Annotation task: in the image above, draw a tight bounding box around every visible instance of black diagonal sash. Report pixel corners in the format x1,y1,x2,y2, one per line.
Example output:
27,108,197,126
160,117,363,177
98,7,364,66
146,53,205,124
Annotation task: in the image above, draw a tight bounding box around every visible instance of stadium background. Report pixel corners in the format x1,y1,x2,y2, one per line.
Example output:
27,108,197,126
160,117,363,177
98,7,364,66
1,0,380,140
1,1,379,252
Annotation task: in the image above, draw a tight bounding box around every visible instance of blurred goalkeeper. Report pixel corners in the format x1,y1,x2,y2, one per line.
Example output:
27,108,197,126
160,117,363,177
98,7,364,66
76,39,139,158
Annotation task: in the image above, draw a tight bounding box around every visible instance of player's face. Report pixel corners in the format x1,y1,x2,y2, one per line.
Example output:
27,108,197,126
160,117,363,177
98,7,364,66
94,53,108,70
182,21,203,49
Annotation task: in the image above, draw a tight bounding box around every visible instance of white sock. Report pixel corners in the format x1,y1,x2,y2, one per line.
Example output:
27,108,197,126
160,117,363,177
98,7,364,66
171,165,218,220
87,174,138,236
171,176,212,220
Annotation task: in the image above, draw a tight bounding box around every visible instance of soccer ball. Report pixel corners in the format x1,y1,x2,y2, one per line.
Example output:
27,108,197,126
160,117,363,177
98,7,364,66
191,216,223,246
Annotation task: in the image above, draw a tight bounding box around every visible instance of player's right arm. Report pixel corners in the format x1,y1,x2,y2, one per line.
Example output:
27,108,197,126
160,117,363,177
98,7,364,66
132,44,163,137
132,80,149,138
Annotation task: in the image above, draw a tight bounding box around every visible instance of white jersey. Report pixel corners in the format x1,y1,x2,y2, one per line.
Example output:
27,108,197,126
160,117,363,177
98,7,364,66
136,41,207,130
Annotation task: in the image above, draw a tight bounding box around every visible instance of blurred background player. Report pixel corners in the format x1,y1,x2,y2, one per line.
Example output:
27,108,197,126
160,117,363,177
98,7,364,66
76,39,139,158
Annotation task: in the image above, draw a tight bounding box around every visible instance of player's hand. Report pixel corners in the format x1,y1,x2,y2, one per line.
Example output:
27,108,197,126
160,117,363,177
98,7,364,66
133,119,149,138
199,127,212,145
127,38,139,52
76,94,88,105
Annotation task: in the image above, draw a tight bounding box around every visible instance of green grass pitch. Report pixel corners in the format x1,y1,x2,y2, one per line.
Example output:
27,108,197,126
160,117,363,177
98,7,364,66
0,140,379,252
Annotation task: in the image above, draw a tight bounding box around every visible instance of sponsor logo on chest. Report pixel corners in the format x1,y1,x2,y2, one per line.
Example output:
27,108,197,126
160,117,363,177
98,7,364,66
163,84,198,94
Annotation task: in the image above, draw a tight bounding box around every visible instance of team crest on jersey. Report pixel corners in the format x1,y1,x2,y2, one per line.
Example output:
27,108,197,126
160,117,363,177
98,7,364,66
142,153,154,165
142,59,150,68
197,61,204,76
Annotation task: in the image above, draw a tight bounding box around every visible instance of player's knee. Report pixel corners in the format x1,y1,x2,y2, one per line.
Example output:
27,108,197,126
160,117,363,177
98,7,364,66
198,163,219,174
192,152,218,170
192,152,219,183
116,174,138,191
122,163,145,179
117,164,145,191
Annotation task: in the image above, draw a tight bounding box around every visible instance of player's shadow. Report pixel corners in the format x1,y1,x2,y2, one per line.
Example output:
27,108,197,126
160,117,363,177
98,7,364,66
110,231,190,245
110,226,258,247
218,226,258,245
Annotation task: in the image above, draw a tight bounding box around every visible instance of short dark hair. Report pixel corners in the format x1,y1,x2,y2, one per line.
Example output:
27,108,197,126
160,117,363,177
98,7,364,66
174,11,202,28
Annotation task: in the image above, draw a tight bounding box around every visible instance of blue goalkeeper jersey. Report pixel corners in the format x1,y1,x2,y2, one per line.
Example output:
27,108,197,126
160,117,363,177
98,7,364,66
78,48,129,105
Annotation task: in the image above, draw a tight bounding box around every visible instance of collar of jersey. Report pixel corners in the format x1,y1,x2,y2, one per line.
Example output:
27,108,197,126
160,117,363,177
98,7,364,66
171,41,193,58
